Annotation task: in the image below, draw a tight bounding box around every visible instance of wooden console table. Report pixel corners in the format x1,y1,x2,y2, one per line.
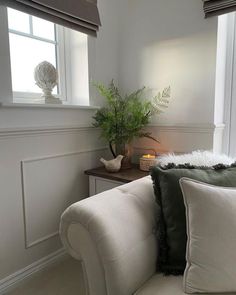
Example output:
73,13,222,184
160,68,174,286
85,165,149,196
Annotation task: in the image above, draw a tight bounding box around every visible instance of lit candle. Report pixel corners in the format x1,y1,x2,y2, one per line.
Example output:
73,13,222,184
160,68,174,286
140,154,156,171
142,154,155,159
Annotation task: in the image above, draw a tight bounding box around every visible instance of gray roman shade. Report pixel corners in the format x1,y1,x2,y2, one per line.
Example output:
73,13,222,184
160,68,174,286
203,0,236,18
1,0,101,36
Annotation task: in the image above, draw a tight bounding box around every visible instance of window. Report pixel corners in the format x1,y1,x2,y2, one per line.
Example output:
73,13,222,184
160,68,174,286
217,12,236,156
7,8,66,102
5,7,90,106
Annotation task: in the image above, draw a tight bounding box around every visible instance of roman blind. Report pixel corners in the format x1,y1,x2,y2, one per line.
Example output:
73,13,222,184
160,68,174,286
203,0,236,18
1,0,101,36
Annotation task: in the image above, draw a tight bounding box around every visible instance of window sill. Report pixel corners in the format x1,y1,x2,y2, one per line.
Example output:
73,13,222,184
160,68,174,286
0,102,100,110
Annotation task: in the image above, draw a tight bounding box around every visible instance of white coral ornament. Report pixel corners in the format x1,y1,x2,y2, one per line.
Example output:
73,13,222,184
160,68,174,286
34,61,61,104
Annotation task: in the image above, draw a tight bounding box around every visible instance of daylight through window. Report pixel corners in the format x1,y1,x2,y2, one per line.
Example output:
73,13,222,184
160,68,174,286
7,8,65,100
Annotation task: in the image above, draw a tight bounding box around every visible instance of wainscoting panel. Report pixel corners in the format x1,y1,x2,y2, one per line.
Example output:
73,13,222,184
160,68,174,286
21,148,106,248
0,119,221,293
0,120,109,286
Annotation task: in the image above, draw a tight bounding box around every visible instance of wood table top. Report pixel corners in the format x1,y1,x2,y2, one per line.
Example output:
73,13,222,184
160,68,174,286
84,164,149,183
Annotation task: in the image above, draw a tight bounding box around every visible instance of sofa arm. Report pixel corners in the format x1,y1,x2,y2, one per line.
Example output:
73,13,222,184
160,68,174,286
60,176,158,295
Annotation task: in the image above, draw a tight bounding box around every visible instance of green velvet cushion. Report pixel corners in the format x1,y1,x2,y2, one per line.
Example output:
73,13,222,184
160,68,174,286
151,164,236,275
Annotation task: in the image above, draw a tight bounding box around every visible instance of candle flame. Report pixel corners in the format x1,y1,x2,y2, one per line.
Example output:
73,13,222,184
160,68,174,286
143,154,155,159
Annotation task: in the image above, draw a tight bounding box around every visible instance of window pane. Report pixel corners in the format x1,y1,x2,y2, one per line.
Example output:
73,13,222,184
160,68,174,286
32,16,55,41
7,8,30,34
9,33,57,93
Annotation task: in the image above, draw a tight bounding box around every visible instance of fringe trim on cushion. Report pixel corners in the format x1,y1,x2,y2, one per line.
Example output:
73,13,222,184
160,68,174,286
156,221,185,276
152,173,174,275
161,268,184,276
160,162,236,170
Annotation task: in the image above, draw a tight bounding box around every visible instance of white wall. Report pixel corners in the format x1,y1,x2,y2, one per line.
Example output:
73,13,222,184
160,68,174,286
89,0,124,106
0,111,108,283
116,0,221,153
119,0,218,126
0,0,120,290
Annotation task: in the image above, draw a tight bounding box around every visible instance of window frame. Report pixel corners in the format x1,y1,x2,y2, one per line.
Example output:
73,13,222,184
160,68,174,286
227,17,236,157
7,10,67,103
221,12,236,156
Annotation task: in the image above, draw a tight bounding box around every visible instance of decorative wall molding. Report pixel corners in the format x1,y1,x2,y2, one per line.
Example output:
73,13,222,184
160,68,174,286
0,248,66,295
149,123,225,134
22,147,107,164
21,147,107,249
214,123,226,130
0,123,225,139
0,124,100,139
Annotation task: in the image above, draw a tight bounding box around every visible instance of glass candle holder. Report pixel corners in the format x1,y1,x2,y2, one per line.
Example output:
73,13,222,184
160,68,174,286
139,154,156,171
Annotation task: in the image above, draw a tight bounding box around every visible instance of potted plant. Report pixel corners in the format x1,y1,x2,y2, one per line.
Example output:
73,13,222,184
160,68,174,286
93,80,170,169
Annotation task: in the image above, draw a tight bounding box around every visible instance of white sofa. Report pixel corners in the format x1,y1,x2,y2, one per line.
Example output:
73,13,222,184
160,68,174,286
59,176,186,295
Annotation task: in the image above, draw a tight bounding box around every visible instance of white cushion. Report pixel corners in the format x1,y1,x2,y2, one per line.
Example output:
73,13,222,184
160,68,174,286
180,178,236,294
135,274,184,295
135,274,236,295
